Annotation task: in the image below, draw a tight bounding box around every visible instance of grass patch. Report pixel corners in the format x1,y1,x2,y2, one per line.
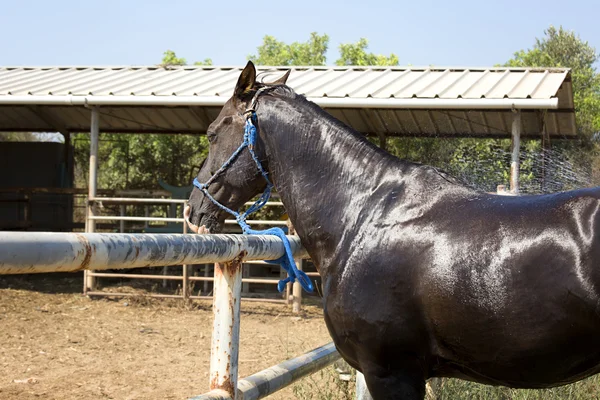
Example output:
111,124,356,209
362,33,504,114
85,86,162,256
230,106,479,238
292,366,355,400
292,371,600,399
435,376,600,400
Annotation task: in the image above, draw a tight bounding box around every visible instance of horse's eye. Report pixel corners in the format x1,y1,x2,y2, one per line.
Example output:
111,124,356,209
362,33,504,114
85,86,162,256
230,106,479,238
207,131,217,143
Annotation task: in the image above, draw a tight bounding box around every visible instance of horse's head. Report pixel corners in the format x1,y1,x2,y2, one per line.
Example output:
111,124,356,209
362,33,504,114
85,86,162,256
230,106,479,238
184,61,290,233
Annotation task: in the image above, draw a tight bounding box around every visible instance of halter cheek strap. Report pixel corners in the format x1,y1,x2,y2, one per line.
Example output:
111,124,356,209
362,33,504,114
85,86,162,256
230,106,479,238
192,88,314,293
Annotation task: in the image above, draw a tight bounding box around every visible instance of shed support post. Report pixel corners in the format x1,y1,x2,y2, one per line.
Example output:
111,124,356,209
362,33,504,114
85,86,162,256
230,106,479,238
204,264,210,294
209,255,243,399
541,116,550,193
144,206,149,229
84,106,99,294
510,110,521,195
119,205,125,233
182,222,189,302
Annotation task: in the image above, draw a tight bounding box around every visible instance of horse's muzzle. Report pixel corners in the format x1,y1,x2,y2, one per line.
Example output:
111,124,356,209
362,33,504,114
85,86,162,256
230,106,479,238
183,205,210,234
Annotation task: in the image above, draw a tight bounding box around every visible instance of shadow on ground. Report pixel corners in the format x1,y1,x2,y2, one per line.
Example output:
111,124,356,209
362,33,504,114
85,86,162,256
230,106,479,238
0,272,83,294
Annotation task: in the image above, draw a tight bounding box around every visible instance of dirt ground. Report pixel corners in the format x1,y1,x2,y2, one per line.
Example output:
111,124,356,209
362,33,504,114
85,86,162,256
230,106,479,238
0,273,333,400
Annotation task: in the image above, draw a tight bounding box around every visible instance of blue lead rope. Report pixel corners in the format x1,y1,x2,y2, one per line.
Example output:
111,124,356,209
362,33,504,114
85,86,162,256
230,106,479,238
193,112,313,293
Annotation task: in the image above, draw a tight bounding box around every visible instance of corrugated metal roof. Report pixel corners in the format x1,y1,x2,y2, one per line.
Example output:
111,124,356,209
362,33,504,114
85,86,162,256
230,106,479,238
0,65,571,101
0,66,576,138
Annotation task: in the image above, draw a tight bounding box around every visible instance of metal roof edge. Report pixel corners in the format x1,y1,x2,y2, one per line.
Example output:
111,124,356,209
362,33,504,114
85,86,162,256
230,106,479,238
0,65,572,73
0,95,559,109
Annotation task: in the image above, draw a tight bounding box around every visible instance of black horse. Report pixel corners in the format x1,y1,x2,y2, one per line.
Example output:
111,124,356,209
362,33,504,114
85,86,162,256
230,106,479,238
185,61,600,399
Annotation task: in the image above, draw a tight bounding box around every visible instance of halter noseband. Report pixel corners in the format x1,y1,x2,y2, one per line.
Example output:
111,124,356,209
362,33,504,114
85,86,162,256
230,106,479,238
192,87,313,293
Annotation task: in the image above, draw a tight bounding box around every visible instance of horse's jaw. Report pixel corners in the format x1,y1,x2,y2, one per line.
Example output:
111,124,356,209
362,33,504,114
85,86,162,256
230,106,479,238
183,205,210,234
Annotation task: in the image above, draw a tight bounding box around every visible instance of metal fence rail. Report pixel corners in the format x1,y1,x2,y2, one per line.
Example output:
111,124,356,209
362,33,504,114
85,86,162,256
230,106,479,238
85,195,292,303
190,342,340,400
0,232,307,274
0,231,343,400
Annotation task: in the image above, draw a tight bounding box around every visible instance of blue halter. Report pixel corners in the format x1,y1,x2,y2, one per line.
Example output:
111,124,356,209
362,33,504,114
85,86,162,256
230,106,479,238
192,93,313,293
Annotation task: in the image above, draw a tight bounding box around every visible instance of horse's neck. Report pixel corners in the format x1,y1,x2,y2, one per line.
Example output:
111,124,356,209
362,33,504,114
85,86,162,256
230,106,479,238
260,97,402,269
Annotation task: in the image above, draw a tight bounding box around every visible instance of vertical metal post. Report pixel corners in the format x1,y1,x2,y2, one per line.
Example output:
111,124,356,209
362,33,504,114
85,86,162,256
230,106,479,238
23,194,30,223
204,264,210,294
162,266,168,288
288,219,303,313
510,110,521,195
210,253,244,399
84,106,99,294
285,281,292,305
63,132,74,228
182,221,189,301
119,205,125,233
144,206,149,229
292,259,303,314
541,117,550,194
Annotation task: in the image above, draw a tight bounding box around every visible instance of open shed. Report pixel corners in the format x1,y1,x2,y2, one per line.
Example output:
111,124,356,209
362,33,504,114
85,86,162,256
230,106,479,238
0,64,578,295
0,65,575,137
0,65,577,206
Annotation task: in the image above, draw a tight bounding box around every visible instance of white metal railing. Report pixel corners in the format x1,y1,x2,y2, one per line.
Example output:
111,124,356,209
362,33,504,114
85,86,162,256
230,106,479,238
88,215,288,226
91,197,284,207
85,195,298,306
0,232,339,400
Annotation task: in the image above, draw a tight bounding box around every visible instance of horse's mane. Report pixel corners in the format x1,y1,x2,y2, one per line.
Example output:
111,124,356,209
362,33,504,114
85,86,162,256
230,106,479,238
260,83,359,137
258,83,472,190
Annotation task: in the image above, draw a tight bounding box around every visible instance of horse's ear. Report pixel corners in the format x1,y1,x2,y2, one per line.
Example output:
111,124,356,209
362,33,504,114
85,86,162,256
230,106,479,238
234,61,257,97
269,70,291,85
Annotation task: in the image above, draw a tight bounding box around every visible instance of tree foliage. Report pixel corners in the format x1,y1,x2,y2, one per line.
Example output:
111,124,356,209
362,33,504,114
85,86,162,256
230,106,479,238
336,38,399,66
376,25,600,193
506,25,600,140
194,58,213,66
160,50,213,67
160,50,186,66
0,132,63,142
505,25,600,185
248,33,329,66
73,133,208,190
76,51,214,193
93,27,598,195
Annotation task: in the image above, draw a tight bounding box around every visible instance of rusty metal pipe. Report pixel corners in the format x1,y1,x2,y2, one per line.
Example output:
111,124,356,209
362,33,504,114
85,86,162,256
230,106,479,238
190,342,340,400
510,110,522,194
210,256,244,398
0,233,307,275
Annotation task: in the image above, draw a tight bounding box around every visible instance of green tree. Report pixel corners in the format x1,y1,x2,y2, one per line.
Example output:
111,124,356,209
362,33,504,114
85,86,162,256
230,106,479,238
504,25,600,187
73,133,208,193
248,33,329,66
160,50,186,66
506,25,600,140
336,38,399,66
0,132,63,142
194,58,213,66
160,50,213,66
0,132,42,142
74,50,214,192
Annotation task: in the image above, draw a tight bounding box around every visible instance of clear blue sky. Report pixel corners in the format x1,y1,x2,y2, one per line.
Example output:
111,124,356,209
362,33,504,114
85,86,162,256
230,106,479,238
2,0,599,67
